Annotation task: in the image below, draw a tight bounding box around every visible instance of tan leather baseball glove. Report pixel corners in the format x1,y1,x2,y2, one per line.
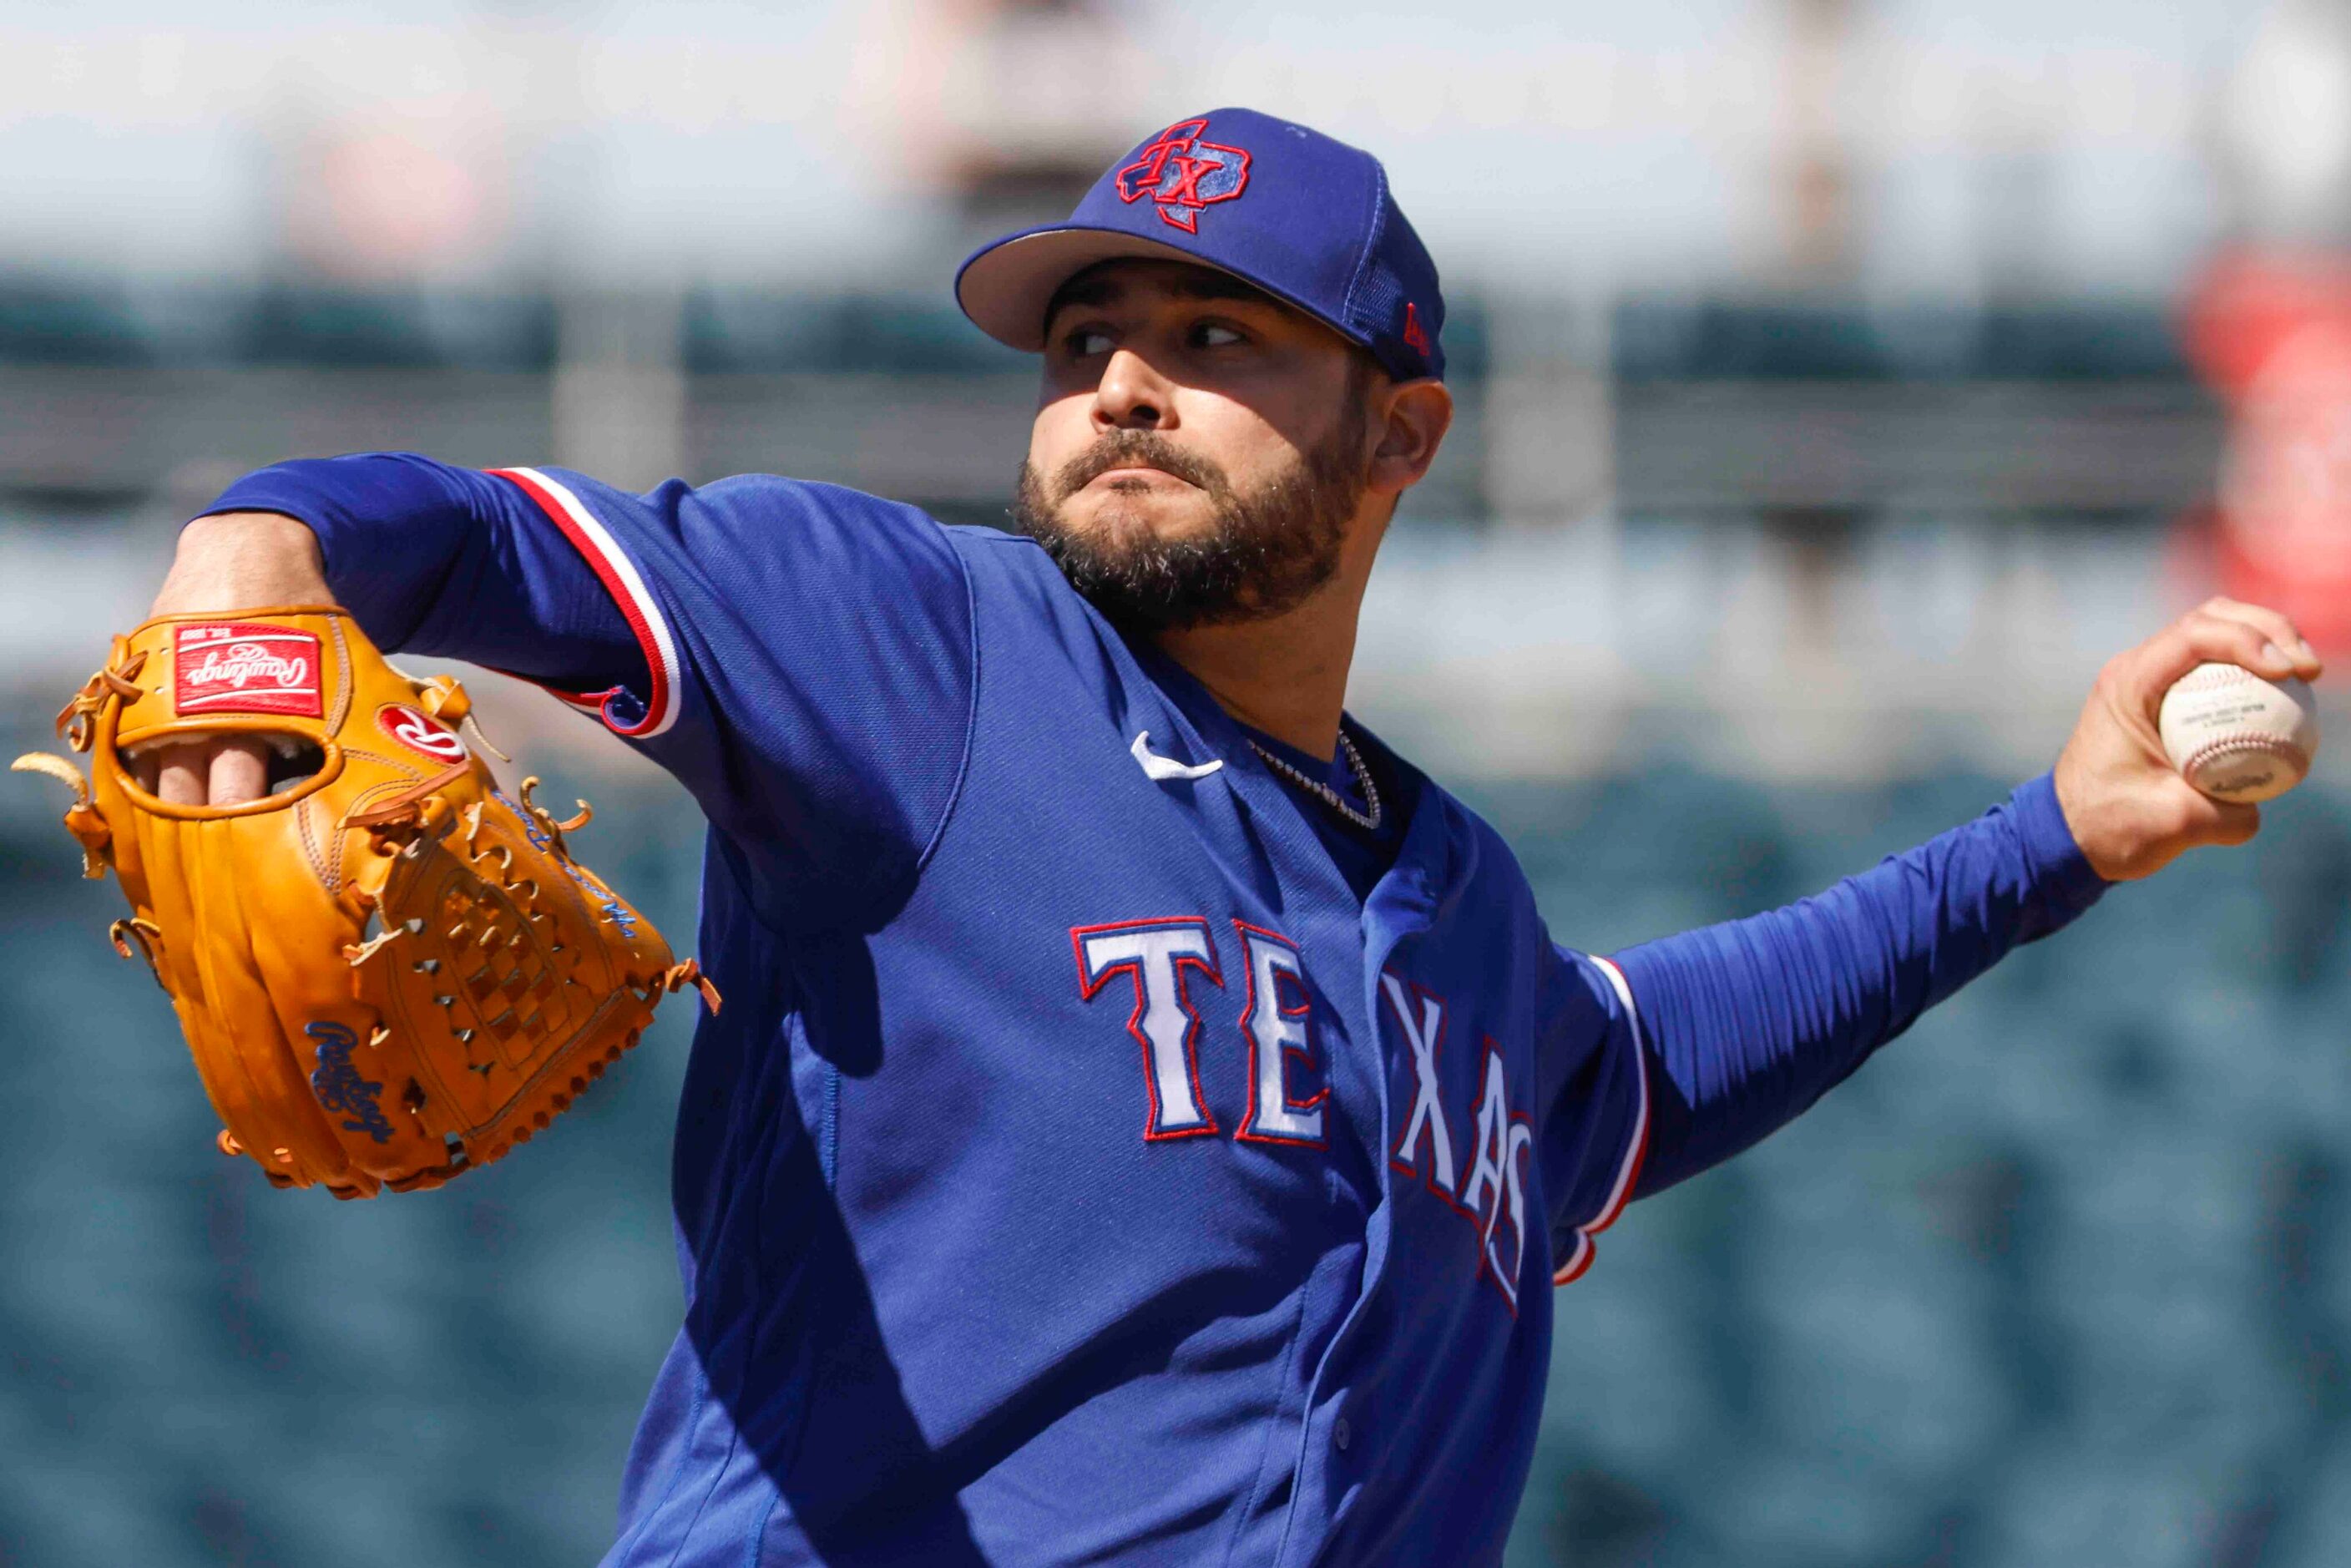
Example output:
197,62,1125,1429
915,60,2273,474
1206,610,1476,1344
13,606,715,1199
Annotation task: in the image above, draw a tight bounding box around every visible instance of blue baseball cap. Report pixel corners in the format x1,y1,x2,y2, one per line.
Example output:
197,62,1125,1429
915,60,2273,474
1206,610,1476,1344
956,109,1445,382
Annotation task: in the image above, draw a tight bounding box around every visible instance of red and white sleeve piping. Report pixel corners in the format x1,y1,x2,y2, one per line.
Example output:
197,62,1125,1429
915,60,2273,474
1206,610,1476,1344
488,466,683,739
1553,955,1652,1287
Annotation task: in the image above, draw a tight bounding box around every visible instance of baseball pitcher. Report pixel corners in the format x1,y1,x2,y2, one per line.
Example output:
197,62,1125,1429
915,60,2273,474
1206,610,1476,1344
53,109,2327,1565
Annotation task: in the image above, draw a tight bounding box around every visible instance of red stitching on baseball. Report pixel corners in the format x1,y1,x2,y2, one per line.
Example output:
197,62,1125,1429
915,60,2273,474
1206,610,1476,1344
2182,735,2306,778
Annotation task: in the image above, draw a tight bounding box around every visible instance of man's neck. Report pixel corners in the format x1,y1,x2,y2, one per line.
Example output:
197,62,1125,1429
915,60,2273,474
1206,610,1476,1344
1153,581,1364,758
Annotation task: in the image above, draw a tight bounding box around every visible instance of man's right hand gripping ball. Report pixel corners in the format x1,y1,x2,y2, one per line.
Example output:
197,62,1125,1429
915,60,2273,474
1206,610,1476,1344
13,513,714,1198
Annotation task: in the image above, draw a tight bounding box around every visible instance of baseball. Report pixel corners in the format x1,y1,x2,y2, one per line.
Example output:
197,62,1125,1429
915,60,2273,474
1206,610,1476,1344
2157,662,2319,803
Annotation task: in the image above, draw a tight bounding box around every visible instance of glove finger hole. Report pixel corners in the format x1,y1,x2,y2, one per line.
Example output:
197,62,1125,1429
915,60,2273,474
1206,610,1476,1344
265,740,326,797
119,731,324,804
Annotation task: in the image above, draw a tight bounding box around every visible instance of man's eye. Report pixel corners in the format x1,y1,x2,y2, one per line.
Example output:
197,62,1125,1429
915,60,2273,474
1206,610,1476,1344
1068,329,1113,357
1196,324,1244,347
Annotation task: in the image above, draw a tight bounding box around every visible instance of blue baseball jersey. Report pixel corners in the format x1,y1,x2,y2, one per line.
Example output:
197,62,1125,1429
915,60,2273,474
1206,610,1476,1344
205,455,2110,1566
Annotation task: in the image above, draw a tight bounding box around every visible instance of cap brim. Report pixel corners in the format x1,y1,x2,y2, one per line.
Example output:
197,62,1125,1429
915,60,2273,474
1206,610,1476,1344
954,223,1375,357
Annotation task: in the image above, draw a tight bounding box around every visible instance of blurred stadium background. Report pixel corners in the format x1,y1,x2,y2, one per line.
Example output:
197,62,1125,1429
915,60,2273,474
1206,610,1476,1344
8,2,2351,1564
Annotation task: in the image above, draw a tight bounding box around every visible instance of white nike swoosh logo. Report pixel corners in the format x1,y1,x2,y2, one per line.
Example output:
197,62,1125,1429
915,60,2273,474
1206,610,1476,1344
1131,731,1223,781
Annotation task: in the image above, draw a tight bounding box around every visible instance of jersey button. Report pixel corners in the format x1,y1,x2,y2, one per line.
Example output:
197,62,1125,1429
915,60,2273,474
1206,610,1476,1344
1333,1418,1352,1452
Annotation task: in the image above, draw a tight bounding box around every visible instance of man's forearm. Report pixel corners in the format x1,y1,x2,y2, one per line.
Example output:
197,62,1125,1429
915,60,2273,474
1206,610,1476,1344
1614,773,2109,1196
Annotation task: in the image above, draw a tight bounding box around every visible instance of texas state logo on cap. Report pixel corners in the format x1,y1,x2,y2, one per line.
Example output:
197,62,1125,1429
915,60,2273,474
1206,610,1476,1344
1115,118,1252,233
956,108,1446,382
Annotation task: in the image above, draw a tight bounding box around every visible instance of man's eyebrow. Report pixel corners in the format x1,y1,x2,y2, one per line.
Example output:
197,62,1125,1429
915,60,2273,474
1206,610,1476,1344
1049,276,1121,313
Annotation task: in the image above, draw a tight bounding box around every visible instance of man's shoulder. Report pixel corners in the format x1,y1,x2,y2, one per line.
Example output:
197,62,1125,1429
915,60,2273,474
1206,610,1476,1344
681,472,943,533
675,474,1055,571
1354,733,1544,925
651,475,1099,661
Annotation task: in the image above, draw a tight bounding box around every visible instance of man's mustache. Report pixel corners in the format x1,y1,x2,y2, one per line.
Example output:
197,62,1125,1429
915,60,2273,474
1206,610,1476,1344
1052,432,1229,502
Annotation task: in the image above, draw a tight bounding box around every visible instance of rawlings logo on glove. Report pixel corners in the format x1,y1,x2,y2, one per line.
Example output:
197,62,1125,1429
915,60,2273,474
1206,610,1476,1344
306,1021,396,1146
174,622,322,716
377,703,468,761
13,606,716,1199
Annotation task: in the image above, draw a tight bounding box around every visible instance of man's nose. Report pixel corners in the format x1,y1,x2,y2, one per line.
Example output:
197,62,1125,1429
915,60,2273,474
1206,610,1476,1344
1093,348,1177,432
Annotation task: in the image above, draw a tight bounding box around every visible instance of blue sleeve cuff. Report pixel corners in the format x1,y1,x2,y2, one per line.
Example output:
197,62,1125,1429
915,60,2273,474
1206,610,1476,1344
1608,771,2113,1197
2007,771,2111,933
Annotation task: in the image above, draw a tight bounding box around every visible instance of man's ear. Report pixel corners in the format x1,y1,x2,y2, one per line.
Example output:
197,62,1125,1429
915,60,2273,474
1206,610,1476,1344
1366,379,1454,498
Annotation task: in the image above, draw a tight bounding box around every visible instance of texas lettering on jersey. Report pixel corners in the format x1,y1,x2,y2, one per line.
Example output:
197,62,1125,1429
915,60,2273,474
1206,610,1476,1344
1074,916,1534,1312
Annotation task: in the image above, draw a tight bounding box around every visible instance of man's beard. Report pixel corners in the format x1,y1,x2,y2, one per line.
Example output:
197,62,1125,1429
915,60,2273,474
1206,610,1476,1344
1010,415,1368,634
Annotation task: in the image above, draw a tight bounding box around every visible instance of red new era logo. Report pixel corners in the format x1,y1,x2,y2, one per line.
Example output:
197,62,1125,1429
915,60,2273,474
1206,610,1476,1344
1403,302,1432,358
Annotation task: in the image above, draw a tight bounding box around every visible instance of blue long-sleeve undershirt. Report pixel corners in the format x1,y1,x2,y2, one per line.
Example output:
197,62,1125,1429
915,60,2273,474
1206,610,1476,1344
1612,774,2110,1198
201,455,2115,1205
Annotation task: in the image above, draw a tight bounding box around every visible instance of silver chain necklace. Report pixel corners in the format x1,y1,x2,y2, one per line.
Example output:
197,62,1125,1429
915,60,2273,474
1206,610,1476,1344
1248,729,1383,832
